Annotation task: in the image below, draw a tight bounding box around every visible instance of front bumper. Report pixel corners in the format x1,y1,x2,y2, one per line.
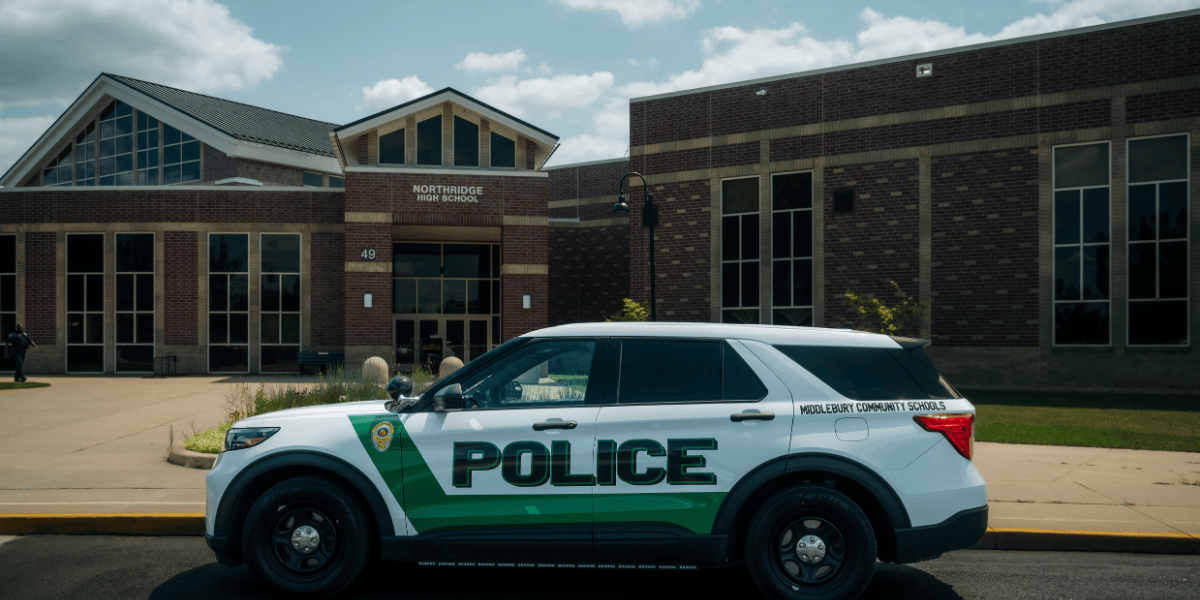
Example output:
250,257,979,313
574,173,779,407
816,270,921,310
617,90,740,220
206,534,240,567
891,504,988,563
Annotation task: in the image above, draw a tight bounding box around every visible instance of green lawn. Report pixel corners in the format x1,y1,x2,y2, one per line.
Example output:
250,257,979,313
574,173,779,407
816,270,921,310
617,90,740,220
0,381,51,391
963,389,1200,453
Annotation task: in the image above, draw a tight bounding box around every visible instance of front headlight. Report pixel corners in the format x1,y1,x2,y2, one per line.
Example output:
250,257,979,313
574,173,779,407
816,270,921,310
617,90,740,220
223,427,280,452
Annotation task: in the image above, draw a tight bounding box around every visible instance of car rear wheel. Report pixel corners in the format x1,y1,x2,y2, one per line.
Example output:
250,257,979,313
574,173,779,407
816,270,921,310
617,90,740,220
745,485,876,600
242,476,372,598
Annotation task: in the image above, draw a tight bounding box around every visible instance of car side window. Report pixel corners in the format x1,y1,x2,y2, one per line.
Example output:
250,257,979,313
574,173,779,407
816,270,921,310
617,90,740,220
459,339,597,410
616,339,766,405
775,345,928,400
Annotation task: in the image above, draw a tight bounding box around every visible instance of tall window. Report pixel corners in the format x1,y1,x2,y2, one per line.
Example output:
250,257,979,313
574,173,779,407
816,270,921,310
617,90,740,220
380,128,405,164
137,113,160,185
75,122,96,186
721,177,761,324
1128,134,1190,346
164,124,200,184
453,116,479,167
771,172,814,326
261,234,301,372
116,234,154,372
43,146,72,187
67,234,105,372
417,115,442,166
209,234,249,373
1053,142,1110,345
0,235,15,372
99,101,133,186
491,132,515,168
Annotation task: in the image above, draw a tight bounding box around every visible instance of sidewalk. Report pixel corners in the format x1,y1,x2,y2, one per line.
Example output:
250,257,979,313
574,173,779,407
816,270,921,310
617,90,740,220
2,377,1198,551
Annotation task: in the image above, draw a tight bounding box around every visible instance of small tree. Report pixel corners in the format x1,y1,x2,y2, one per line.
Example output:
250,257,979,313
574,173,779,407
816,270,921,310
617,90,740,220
606,298,650,322
842,281,929,338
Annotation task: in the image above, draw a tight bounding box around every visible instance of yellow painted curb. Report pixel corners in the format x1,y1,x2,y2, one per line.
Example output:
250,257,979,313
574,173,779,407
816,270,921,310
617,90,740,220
972,527,1200,554
0,513,206,536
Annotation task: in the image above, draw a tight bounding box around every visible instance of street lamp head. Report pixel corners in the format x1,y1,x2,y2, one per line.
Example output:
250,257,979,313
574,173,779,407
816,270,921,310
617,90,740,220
612,193,630,213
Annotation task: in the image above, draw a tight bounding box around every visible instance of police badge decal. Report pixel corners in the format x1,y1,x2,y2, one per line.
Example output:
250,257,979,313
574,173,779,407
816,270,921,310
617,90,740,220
370,421,395,452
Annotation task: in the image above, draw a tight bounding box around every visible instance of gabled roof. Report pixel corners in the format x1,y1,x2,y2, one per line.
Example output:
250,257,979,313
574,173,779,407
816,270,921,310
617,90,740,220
332,87,559,146
106,74,337,157
1,74,342,187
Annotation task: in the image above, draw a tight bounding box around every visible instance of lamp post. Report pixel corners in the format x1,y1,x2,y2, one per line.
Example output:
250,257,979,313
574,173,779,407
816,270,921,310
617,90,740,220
613,172,656,321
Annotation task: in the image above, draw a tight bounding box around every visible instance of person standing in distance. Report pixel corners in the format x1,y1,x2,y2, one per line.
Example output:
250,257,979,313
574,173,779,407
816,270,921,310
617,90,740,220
5,324,37,382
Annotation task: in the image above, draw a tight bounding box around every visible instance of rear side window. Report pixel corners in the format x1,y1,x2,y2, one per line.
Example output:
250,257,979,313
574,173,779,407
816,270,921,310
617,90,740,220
617,340,767,404
892,346,960,399
775,345,928,401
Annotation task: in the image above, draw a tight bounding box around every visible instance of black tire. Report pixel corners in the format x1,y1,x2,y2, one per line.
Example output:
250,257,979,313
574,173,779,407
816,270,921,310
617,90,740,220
242,476,372,598
745,485,876,600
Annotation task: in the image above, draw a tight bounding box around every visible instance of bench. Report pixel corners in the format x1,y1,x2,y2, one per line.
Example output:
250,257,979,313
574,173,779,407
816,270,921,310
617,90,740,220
296,351,345,375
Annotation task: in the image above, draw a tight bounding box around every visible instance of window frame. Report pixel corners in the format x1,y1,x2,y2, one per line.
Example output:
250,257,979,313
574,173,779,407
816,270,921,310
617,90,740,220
162,123,201,185
207,232,251,374
1051,140,1112,347
302,172,324,188
606,337,768,406
65,232,106,373
452,115,481,168
378,127,406,166
43,145,73,187
769,170,815,326
114,232,155,373
489,131,517,169
719,175,762,324
416,115,443,166
136,111,161,186
98,101,134,186
0,234,16,372
259,232,302,373
1126,132,1191,348
451,337,606,411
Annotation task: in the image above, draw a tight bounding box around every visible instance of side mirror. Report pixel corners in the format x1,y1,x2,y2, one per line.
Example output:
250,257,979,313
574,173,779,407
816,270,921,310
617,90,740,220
387,375,413,400
432,383,464,413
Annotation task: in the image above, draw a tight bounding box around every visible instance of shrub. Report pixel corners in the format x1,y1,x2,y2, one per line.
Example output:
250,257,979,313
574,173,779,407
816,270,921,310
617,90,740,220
842,281,929,338
183,421,232,454
606,298,649,322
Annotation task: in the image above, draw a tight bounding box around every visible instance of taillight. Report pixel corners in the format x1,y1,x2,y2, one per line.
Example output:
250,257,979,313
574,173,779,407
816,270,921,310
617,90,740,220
913,414,974,460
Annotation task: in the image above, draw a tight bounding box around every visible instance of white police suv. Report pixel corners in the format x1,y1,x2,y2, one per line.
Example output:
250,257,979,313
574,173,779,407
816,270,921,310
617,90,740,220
206,322,987,600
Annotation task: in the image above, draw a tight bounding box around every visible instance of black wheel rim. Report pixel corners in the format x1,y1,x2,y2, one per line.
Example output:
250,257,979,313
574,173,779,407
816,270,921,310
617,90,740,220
266,503,341,581
771,515,849,588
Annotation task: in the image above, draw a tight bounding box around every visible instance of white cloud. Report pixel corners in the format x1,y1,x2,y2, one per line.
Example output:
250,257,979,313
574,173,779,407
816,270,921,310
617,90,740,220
548,98,630,166
455,49,528,72
556,0,700,28
361,76,435,111
0,115,57,180
472,72,615,119
0,0,283,109
618,0,1200,98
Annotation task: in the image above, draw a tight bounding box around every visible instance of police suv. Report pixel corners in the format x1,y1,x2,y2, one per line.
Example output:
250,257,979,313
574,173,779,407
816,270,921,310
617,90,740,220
206,323,987,600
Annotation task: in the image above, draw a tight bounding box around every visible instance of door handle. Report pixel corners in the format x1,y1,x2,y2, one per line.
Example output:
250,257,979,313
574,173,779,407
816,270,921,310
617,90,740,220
533,421,578,431
730,412,775,422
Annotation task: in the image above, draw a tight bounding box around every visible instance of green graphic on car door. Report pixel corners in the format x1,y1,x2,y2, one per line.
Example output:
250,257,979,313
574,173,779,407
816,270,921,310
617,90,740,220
349,415,726,534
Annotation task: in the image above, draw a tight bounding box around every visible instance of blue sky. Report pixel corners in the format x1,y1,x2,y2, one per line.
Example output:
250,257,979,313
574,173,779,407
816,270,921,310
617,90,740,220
1,0,1197,175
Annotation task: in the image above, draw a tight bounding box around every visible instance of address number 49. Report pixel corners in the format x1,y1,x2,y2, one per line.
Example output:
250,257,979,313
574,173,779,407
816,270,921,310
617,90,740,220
360,248,376,261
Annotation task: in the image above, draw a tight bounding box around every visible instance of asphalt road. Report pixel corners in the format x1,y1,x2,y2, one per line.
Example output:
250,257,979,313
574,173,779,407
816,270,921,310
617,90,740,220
0,536,1196,600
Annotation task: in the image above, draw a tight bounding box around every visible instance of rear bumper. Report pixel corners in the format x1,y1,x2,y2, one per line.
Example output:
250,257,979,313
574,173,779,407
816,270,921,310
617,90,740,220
891,505,988,563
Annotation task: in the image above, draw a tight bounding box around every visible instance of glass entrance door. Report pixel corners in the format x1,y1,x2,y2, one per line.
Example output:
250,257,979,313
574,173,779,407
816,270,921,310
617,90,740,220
395,317,491,373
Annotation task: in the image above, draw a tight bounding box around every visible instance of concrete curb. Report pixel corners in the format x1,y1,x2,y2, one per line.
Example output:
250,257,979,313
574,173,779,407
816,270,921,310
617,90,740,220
971,528,1200,554
167,441,215,469
0,513,205,536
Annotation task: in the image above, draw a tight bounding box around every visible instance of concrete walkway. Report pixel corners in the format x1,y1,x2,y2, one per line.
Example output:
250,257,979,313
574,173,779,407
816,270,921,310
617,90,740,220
1,377,1198,549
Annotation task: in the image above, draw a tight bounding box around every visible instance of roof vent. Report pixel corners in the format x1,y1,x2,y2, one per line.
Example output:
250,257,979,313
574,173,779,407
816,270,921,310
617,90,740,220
833,189,854,213
916,63,932,78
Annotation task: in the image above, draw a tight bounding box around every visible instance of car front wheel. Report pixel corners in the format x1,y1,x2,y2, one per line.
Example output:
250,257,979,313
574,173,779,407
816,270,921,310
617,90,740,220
745,485,876,600
242,476,372,598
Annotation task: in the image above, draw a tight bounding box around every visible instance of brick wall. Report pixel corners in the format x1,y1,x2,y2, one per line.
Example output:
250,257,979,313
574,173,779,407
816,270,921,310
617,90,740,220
1127,88,1200,124
203,144,237,182
930,149,1040,346
0,189,344,225
163,231,197,345
23,233,55,344
201,144,313,186
823,161,921,327
310,232,344,347
629,178,713,321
